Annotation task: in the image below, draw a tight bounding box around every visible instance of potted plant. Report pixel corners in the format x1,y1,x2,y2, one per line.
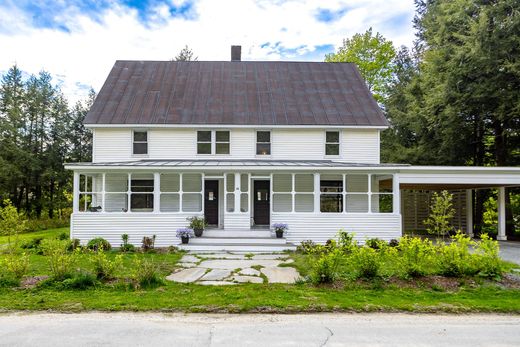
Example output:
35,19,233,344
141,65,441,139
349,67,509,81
176,228,194,244
187,216,207,237
272,223,288,238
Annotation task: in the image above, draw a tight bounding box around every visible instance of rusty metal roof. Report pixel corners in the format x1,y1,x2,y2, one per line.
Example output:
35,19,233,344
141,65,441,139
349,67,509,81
85,60,389,126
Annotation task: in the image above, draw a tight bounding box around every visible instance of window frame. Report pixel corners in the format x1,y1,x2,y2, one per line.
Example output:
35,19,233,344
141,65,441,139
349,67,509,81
215,130,230,155
132,130,148,156
319,179,344,213
256,130,271,156
325,131,340,157
197,130,231,155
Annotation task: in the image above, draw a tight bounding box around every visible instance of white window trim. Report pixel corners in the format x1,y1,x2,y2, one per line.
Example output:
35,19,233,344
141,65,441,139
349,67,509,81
324,130,341,158
132,130,149,157
196,130,231,156
255,130,272,157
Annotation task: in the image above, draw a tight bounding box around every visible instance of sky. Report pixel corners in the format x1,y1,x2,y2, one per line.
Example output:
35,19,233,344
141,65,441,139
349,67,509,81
0,0,416,104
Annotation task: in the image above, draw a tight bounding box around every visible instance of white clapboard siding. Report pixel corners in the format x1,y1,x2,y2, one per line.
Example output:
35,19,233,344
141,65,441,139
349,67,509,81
342,129,380,164
272,213,401,244
71,213,201,247
224,213,250,229
92,128,381,163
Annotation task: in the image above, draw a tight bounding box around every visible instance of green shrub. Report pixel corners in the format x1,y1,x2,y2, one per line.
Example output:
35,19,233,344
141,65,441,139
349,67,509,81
21,237,44,253
0,253,29,285
58,232,69,240
0,199,27,252
365,238,386,250
351,246,382,279
41,239,79,280
60,271,97,290
90,250,123,280
473,233,504,278
25,217,70,233
424,190,455,239
120,234,136,253
398,236,435,278
87,237,112,251
141,235,156,252
310,249,343,284
68,238,81,251
132,257,164,288
337,230,356,253
437,231,478,277
388,239,400,247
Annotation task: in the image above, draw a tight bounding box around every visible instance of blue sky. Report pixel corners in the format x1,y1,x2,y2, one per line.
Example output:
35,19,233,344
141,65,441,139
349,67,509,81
0,0,416,103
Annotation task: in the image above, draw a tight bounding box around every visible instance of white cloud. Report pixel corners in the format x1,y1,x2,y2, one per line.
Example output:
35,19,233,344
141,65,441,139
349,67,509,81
0,0,415,104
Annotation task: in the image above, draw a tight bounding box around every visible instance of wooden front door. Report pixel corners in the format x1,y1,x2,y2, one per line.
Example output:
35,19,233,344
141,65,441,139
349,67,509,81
204,180,219,226
253,180,270,225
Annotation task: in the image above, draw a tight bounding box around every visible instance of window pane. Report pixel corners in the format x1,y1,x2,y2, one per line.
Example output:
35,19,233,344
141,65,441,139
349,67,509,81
197,143,211,154
79,194,93,212
216,143,230,154
226,193,235,212
80,175,93,193
257,131,270,143
160,194,180,212
295,174,314,192
130,193,153,211
240,193,248,212
216,131,229,142
256,143,271,155
105,174,128,192
326,131,339,143
295,194,314,212
183,173,202,192
346,175,368,193
226,174,235,192
320,180,343,193
183,193,202,212
134,131,147,142
131,179,154,192
325,144,339,156
320,194,343,212
371,175,393,193
371,194,393,213
273,194,292,212
105,193,128,212
133,143,148,155
160,174,180,192
240,174,248,192
197,131,211,142
346,194,368,212
273,174,292,192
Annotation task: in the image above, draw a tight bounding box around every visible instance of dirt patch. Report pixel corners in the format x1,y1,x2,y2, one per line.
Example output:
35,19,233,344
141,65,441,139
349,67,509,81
498,273,520,289
19,276,49,289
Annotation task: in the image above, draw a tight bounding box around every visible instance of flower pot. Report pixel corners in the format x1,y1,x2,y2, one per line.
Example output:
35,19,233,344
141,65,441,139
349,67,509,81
275,230,284,238
194,228,203,237
181,236,189,244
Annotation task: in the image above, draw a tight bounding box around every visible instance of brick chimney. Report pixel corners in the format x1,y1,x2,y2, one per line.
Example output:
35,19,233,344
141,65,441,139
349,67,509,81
231,45,241,61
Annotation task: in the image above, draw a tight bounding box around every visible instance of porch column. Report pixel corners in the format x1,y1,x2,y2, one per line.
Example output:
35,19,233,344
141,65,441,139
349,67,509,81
466,189,473,237
497,186,507,241
314,173,320,213
101,173,106,213
392,173,400,214
153,173,160,213
234,173,240,213
73,171,80,213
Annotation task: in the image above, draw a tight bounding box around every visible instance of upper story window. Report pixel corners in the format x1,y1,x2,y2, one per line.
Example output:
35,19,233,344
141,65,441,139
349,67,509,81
325,131,340,156
197,130,230,155
133,131,148,155
256,131,271,155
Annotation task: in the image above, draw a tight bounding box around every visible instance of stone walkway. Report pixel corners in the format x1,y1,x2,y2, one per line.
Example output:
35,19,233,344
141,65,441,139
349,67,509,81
166,252,300,285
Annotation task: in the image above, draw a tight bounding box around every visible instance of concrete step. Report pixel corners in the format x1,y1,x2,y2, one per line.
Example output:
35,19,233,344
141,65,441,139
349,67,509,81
189,236,287,245
178,243,297,252
203,229,272,238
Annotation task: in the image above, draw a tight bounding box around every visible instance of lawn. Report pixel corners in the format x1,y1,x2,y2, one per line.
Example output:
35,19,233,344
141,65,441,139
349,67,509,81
1,227,520,313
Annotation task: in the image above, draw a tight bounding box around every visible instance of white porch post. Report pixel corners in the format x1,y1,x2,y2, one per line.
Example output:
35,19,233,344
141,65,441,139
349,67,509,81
314,173,320,213
466,189,473,237
101,173,106,213
497,186,507,241
153,173,160,213
392,173,400,215
73,171,80,213
234,172,240,213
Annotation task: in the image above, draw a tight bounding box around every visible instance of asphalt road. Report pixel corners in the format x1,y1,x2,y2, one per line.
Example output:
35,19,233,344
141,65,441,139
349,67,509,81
0,312,519,346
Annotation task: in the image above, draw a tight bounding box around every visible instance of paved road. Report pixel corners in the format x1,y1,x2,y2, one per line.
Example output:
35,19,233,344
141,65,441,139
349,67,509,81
0,313,519,346
499,241,520,265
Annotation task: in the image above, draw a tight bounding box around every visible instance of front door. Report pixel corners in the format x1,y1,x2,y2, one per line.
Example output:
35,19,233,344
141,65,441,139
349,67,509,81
253,180,270,225
204,180,219,226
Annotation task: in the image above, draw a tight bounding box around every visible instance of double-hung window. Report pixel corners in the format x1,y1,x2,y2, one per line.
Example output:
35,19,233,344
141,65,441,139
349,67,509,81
325,131,340,156
256,131,271,155
197,130,230,155
133,131,148,155
320,178,343,213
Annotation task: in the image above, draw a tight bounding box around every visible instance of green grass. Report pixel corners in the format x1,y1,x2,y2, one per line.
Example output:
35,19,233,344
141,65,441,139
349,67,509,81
0,227,69,248
2,227,520,313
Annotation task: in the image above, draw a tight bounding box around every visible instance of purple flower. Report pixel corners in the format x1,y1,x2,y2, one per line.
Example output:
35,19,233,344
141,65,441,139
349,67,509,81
272,223,288,231
176,228,195,239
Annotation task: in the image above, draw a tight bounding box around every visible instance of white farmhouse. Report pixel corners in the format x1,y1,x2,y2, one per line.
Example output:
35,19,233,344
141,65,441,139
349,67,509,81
65,46,520,251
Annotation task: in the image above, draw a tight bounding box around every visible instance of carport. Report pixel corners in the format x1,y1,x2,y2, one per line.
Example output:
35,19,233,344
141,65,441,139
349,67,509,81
397,166,520,240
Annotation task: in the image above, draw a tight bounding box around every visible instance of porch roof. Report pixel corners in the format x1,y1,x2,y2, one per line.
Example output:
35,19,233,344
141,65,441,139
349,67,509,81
65,159,407,171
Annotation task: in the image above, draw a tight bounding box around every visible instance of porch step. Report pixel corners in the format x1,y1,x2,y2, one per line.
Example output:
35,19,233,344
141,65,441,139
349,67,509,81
189,236,287,245
202,229,272,238
178,242,297,252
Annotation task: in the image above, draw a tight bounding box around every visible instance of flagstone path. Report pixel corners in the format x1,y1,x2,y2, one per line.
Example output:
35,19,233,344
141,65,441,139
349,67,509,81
166,252,300,285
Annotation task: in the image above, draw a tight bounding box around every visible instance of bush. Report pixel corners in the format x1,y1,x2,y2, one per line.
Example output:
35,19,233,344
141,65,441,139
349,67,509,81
90,250,123,280
87,237,112,251
58,232,69,240
365,238,386,250
141,235,156,252
21,237,44,252
437,231,478,277
41,239,79,280
398,236,435,278
68,238,81,251
120,234,136,253
473,233,504,278
388,239,400,247
59,271,97,290
337,230,356,253
0,253,30,280
132,257,164,288
351,246,382,279
25,217,70,233
297,240,318,254
310,249,343,284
